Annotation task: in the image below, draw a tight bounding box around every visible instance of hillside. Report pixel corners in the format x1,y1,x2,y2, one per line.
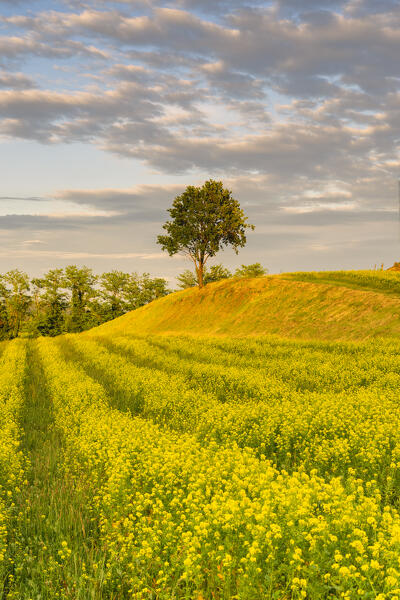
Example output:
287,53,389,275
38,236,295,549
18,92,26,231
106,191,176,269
91,270,400,341
388,261,400,272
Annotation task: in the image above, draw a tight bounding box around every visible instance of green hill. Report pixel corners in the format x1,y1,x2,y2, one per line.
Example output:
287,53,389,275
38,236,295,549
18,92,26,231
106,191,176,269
90,270,400,341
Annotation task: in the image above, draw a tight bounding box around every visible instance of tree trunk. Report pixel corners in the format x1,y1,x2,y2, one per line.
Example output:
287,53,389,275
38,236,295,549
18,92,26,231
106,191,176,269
15,316,20,338
196,262,204,288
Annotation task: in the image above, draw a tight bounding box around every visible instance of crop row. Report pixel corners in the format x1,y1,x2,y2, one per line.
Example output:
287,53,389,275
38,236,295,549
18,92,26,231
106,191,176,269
37,336,400,599
98,333,400,394
58,335,400,499
0,340,27,575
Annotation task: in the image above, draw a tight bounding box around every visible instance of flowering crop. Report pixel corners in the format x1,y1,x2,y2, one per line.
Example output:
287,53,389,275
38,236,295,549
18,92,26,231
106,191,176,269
0,340,27,572
33,334,400,599
58,334,400,497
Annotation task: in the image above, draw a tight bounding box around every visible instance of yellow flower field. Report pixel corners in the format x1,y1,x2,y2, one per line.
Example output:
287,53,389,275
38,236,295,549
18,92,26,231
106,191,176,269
1,327,400,598
2,272,400,598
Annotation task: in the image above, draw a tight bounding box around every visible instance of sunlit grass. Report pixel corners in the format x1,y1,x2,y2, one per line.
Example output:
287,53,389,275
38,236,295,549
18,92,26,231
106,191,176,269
92,270,400,341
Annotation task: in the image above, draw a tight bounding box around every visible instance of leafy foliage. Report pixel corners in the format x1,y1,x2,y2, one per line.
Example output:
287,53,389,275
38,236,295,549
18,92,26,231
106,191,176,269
177,263,268,289
234,262,267,278
63,265,98,333
31,269,67,336
177,263,232,289
0,270,31,338
0,266,170,339
176,269,198,289
205,264,232,284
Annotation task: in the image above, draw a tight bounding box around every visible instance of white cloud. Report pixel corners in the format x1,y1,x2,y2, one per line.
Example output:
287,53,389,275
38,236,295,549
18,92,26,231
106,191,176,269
0,250,168,259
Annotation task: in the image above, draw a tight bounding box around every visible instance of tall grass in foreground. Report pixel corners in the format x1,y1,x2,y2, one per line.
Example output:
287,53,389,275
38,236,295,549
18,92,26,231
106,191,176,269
60,334,400,498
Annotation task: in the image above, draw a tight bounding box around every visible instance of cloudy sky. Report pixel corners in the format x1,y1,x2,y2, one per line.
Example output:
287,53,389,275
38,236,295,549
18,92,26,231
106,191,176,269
0,0,399,280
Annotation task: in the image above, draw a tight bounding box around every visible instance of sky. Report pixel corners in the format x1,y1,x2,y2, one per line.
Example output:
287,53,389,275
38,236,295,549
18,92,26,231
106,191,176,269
0,0,399,281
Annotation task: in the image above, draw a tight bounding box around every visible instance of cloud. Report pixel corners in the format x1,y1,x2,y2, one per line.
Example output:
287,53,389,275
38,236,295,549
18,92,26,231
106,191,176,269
200,60,266,101
0,0,399,277
274,208,396,227
0,195,45,201
50,173,399,234
106,63,150,82
0,184,183,230
101,120,362,179
3,7,239,53
0,83,165,142
0,249,167,259
0,70,37,89
0,213,121,230
0,35,109,63
1,2,398,171
21,239,47,245
53,183,182,213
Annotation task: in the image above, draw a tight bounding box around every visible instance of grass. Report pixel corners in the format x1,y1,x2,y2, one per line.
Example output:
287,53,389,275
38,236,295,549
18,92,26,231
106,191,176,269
280,269,400,297
90,270,400,341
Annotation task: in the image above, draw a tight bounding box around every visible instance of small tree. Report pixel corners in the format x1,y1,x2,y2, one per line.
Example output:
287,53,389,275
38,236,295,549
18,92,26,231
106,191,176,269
139,273,170,305
99,270,131,320
123,273,170,311
234,263,267,278
177,269,198,289
205,264,231,284
0,278,10,340
64,265,97,332
32,268,67,336
177,264,231,289
3,269,31,337
157,180,253,288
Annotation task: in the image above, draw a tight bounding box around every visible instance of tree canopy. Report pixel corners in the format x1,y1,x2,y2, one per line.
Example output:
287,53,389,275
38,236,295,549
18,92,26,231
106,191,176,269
0,266,170,339
157,180,254,287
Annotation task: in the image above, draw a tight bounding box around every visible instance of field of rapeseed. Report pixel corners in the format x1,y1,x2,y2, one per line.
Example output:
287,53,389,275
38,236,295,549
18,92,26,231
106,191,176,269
1,273,400,598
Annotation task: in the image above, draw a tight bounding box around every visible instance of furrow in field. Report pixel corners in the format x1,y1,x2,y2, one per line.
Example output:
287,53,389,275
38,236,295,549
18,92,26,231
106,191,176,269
57,335,220,431
144,332,400,377
58,335,400,498
0,340,7,360
35,336,400,599
94,336,400,399
89,334,297,402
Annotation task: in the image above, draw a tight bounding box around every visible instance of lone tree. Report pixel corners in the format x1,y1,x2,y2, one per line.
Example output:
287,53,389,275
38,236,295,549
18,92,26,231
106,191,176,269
157,180,254,288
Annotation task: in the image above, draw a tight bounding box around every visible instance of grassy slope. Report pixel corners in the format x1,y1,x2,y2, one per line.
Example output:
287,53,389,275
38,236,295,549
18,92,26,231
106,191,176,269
91,271,400,341
280,269,400,297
